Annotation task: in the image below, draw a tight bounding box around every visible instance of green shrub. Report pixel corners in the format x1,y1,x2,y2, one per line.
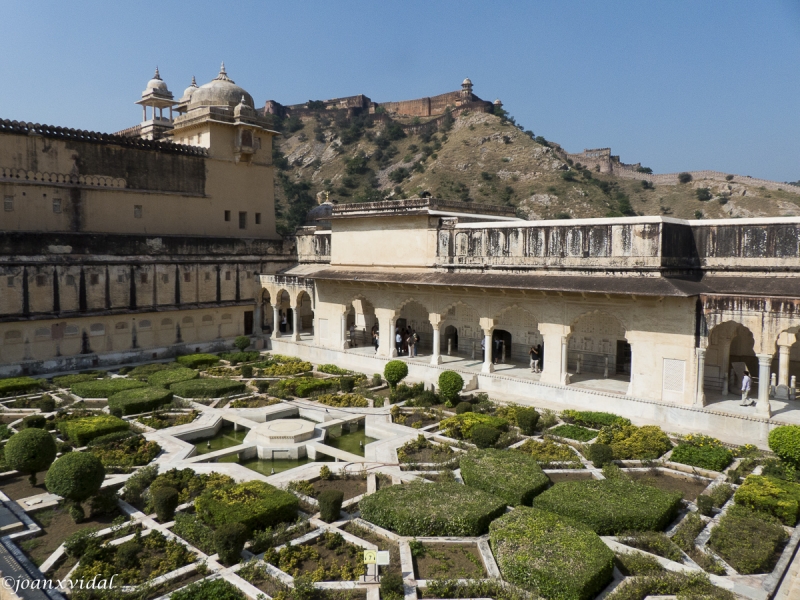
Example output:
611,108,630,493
318,489,344,522
196,480,298,531
170,378,245,398
4,428,57,484
460,449,550,506
21,414,47,429
384,360,408,389
57,415,129,446
149,468,234,505
518,439,582,468
175,353,220,369
490,507,614,600
0,376,42,396
455,401,472,414
516,407,539,435
71,378,147,398
46,452,105,512
152,486,179,522
670,434,733,471
258,361,313,376
339,376,355,393
619,531,683,562
595,423,673,460
52,373,102,387
171,578,245,600
549,424,597,442
64,528,99,558
234,336,251,351
768,425,800,468
561,410,629,429
120,464,159,506
678,172,693,184
147,367,198,388
219,351,261,365
37,395,56,413
317,364,351,375
608,571,734,600
471,424,501,448
215,522,248,565
438,371,463,406
709,505,788,574
316,393,369,408
697,494,715,516
533,478,682,535
439,412,508,439
360,480,506,536
380,572,404,599
585,443,613,467
672,511,706,553
709,483,734,507
734,474,800,525
240,365,253,378
172,513,215,554
108,386,173,416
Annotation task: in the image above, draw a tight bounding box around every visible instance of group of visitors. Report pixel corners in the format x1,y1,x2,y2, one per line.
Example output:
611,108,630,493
395,327,419,357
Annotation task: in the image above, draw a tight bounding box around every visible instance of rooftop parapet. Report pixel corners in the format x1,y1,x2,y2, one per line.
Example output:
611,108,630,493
330,197,518,220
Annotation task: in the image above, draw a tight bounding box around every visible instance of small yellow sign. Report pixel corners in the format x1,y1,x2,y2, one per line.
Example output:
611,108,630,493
363,550,377,564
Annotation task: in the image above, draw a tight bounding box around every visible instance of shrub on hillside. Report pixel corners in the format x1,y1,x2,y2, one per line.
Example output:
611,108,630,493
438,371,463,407
439,412,508,440
678,172,693,184
384,360,408,389
196,480,298,531
768,425,800,468
57,415,129,446
490,507,614,600
516,407,539,435
595,423,672,460
360,480,506,537
45,452,105,522
709,505,788,574
561,410,629,429
0,376,42,397
108,386,173,416
318,489,345,522
147,367,198,388
4,428,57,484
471,424,501,448
170,378,245,398
733,474,800,525
175,353,220,369
460,449,550,506
153,486,179,522
533,478,682,535
670,434,733,472
70,378,147,398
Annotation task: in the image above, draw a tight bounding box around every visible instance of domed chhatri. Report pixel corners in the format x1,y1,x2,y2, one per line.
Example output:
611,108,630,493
145,67,169,93
190,62,254,109
179,75,198,103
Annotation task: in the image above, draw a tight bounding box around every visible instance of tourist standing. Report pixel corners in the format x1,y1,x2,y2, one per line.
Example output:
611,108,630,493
280,311,287,334
413,330,420,357
529,346,539,373
349,323,357,347
395,330,402,355
740,370,753,406
481,337,486,362
408,329,416,357
373,331,379,353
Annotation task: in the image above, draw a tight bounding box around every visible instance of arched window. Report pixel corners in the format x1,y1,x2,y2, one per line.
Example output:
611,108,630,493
35,327,51,339
139,320,152,330
202,315,214,323
182,316,194,325
115,322,128,330
221,313,232,321
4,330,22,342
65,325,79,336
161,318,173,328
89,323,105,336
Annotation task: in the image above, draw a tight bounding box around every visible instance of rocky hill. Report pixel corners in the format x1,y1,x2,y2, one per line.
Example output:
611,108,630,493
269,107,800,234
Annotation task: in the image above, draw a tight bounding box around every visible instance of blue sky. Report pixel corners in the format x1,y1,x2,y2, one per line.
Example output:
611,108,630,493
1,1,798,181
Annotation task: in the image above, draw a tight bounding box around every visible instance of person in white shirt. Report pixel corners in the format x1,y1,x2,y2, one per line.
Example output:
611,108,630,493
395,331,402,355
740,370,753,406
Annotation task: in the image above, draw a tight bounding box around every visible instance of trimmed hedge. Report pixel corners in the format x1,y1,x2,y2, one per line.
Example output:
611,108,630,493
439,412,509,439
259,361,313,376
734,474,800,525
490,507,614,600
52,373,103,387
176,353,220,369
595,423,673,460
670,435,733,472
147,367,199,388
561,410,629,429
460,449,550,506
318,489,345,522
71,379,147,398
316,393,369,408
108,386,173,416
0,376,42,397
196,480,298,532
532,478,682,535
317,364,352,375
261,376,335,398
57,415,130,446
548,424,597,442
170,378,245,398
768,425,800,468
219,351,261,365
359,480,506,536
45,451,105,503
438,371,463,406
709,505,788,574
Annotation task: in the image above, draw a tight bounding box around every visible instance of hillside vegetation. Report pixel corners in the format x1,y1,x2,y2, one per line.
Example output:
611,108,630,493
270,107,800,234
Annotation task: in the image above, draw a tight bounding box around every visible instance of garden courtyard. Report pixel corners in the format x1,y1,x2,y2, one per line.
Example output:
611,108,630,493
1,341,800,600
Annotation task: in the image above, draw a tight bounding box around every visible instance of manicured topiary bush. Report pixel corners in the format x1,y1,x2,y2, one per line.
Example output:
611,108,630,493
734,474,800,525
768,425,800,468
516,407,540,435
108,386,173,416
215,522,248,565
595,423,673,460
219,351,261,365
709,505,788,574
318,489,345,522
234,335,251,352
460,449,550,506
490,507,614,600
518,439,583,468
455,401,472,414
384,360,408,389
45,452,105,521
37,395,56,413
153,486,180,522
147,367,199,388
359,480,506,537
196,480,298,531
339,376,355,392
4,428,57,484
170,378,246,398
549,424,597,442
471,424,501,448
71,378,147,398
533,478,682,535
317,364,352,375
21,414,47,429
439,412,508,439
670,435,733,472
240,365,253,378
0,376,42,397
175,353,220,369
438,371,463,407
586,443,614,468
561,410,630,429
258,361,313,376
57,415,129,446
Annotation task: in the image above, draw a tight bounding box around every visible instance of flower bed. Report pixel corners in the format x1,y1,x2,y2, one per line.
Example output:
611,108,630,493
460,448,550,505
595,423,673,460
170,378,246,398
259,377,337,398
89,432,161,471
548,424,597,442
172,512,216,554
136,411,199,429
70,379,147,398
532,478,682,535
733,474,800,525
397,435,457,466
149,468,235,506
108,386,173,416
175,353,220,369
359,480,506,536
316,393,369,408
490,507,614,600
147,367,199,388
259,361,313,377
669,435,733,472
517,438,583,468
708,505,788,574
264,531,366,581
439,413,509,439
57,414,130,446
196,480,299,531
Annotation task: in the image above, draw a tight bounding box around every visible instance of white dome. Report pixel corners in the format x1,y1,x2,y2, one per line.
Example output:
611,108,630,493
180,76,198,102
189,63,253,108
462,77,473,86
144,67,169,93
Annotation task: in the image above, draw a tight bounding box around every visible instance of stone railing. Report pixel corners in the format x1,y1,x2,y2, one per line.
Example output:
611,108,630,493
0,167,126,188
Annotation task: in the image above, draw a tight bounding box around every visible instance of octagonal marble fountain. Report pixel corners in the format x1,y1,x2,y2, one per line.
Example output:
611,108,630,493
245,418,317,446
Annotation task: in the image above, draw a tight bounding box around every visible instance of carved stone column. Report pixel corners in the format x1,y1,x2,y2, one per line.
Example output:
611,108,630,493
756,353,773,417
429,313,443,365
479,317,496,374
